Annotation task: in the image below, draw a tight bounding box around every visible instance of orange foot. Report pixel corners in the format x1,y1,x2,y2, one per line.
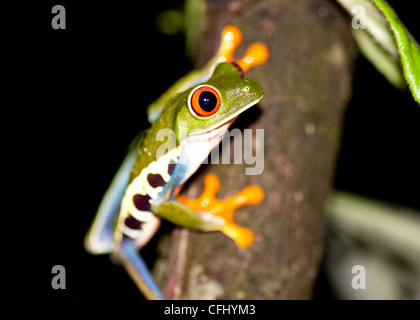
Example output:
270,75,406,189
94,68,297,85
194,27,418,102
217,25,270,74
177,173,264,248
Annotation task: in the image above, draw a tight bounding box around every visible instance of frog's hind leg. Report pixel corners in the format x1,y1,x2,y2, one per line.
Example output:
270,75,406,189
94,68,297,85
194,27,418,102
113,238,164,300
84,145,138,254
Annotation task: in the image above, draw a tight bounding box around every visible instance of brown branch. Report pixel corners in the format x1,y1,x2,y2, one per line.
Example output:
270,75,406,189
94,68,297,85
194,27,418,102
155,0,358,299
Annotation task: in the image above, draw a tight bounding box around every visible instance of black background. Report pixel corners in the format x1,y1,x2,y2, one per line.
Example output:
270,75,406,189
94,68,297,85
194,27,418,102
14,0,419,302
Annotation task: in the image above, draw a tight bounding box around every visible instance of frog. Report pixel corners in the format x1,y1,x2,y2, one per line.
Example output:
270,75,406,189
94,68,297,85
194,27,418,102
84,25,269,300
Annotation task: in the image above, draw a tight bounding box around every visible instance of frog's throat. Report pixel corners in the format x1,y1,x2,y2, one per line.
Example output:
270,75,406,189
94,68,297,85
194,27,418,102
179,118,234,162
176,118,234,185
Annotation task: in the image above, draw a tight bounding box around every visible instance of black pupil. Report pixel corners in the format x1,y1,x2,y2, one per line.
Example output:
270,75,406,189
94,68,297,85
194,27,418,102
198,91,217,112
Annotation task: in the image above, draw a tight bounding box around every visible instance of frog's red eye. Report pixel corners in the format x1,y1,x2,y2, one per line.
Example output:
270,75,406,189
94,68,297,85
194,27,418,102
189,86,221,117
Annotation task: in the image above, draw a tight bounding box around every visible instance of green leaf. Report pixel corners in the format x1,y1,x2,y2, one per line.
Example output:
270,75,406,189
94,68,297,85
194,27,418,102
352,28,406,89
335,0,420,104
327,191,420,269
335,0,406,88
373,0,420,104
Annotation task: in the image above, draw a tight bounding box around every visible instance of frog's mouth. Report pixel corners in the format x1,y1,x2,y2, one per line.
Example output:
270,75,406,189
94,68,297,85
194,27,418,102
188,117,237,145
191,97,263,136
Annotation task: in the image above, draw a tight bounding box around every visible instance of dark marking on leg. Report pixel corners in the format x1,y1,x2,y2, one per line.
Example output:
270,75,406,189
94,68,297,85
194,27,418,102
168,161,176,175
133,194,151,211
125,215,143,230
147,173,166,188
122,234,137,242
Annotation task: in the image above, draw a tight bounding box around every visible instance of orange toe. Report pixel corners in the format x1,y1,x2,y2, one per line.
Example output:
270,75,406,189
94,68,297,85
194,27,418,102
177,173,264,248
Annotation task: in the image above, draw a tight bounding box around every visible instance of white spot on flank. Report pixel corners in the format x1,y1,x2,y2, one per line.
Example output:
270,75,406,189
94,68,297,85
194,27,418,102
122,226,143,239
129,208,155,222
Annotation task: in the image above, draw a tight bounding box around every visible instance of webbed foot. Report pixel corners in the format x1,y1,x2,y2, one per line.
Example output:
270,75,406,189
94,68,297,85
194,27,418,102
217,25,270,74
177,173,264,248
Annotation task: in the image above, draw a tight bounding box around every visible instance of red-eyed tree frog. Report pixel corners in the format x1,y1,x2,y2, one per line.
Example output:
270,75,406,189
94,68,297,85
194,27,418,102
84,26,269,300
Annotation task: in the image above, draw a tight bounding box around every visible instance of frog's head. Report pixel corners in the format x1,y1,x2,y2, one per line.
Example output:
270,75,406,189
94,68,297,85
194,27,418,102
175,62,263,141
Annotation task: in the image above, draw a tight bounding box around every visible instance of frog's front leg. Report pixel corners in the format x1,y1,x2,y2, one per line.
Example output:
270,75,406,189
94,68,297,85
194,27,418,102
153,173,264,248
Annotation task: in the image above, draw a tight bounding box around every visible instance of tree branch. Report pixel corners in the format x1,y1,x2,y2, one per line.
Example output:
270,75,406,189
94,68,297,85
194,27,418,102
155,0,358,299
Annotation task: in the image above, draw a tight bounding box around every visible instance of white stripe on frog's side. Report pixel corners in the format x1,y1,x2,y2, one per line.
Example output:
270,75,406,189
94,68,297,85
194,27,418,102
114,146,181,249
129,208,155,222
114,120,233,250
